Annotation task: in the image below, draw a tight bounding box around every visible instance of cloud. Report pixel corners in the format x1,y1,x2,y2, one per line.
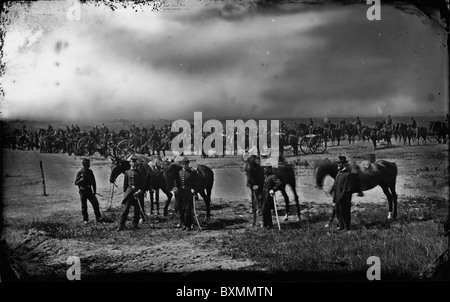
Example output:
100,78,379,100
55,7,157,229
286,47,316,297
1,2,447,121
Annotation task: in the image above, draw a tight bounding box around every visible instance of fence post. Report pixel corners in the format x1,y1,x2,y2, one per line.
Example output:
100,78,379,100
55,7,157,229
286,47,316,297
39,161,47,196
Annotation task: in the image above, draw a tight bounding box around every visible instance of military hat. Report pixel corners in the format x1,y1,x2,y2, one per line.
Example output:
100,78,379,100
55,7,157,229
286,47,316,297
336,156,348,164
82,158,90,165
129,154,138,162
182,157,190,163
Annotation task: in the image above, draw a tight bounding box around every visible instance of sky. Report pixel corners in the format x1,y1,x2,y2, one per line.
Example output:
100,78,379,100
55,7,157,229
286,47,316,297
0,0,448,122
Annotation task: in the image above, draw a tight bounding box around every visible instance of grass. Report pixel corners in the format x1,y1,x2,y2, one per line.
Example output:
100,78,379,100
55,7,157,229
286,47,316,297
218,196,449,280
9,195,450,280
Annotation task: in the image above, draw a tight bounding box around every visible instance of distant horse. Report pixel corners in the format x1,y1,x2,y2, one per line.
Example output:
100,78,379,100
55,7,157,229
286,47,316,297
314,158,398,220
323,124,343,146
109,150,173,215
369,122,392,150
414,126,428,145
243,155,301,225
342,124,359,145
164,162,214,220
280,133,299,156
429,121,447,143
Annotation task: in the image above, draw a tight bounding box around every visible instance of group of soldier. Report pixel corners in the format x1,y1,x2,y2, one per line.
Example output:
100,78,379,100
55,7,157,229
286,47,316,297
3,122,175,157
74,154,200,232
74,152,360,233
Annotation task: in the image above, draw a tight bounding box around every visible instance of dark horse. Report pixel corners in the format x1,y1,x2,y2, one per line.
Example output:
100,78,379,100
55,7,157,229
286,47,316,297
109,152,173,216
314,158,398,220
164,162,214,220
243,155,300,226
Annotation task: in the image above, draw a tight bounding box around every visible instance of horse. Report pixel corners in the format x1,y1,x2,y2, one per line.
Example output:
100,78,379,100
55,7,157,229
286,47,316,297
163,161,214,220
146,155,174,216
280,133,299,156
243,155,301,225
314,158,398,220
109,149,173,216
429,121,447,143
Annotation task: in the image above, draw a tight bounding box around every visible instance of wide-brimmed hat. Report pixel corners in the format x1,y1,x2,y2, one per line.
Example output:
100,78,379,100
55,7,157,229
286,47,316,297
336,156,348,164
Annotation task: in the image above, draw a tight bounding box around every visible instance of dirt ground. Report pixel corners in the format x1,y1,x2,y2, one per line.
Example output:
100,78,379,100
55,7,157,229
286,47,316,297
1,138,449,281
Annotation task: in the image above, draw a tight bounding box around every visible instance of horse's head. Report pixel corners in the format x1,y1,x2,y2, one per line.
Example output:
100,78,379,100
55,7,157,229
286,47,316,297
242,155,263,189
314,158,337,189
163,162,182,191
108,147,130,183
109,158,129,183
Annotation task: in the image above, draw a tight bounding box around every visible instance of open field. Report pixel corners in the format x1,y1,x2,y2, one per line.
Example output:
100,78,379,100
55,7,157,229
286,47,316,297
1,135,449,283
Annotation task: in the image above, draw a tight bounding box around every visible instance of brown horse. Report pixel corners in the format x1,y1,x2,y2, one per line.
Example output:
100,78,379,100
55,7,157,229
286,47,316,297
314,158,398,220
109,151,173,216
163,162,214,220
243,155,301,225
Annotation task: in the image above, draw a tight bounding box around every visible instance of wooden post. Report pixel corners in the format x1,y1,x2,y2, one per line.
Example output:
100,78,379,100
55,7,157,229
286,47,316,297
39,161,47,196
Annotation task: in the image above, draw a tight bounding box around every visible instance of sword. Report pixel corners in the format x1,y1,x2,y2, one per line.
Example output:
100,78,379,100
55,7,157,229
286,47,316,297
192,194,202,231
135,194,148,222
272,191,281,231
252,189,258,227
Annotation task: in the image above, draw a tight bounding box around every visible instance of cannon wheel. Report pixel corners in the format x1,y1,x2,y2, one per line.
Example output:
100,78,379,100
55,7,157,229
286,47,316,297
299,136,311,155
116,139,135,159
309,135,327,154
77,136,95,156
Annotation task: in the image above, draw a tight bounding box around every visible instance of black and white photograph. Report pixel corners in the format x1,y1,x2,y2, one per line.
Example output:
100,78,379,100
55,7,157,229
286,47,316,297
0,0,449,293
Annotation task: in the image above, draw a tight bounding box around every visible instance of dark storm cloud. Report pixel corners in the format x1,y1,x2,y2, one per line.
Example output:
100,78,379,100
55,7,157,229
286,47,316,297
259,4,448,117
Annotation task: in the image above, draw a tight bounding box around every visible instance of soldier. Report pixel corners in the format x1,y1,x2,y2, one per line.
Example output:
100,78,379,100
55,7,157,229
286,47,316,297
261,161,282,230
117,155,146,231
172,157,199,231
308,118,314,134
329,156,354,231
74,158,103,224
354,117,363,136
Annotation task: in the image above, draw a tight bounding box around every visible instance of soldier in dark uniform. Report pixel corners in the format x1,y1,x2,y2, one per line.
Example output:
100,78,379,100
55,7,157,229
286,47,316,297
74,158,103,224
329,156,354,231
117,155,146,231
308,118,314,134
261,162,282,230
172,157,199,231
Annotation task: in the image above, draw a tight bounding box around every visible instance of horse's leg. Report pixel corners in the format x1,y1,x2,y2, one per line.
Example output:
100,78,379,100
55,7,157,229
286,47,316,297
390,184,398,219
291,186,301,221
155,188,160,215
281,189,290,221
251,189,257,227
149,189,154,214
198,189,210,221
380,184,393,219
161,185,173,216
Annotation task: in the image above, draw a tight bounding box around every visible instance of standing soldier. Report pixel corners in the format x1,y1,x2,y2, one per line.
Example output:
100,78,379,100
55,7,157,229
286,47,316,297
354,116,362,136
117,155,146,231
329,156,355,231
308,118,314,134
172,157,199,231
74,158,104,224
261,161,282,230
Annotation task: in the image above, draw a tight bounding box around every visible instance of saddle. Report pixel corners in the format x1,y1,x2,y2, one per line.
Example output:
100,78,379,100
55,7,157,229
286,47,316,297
358,160,373,171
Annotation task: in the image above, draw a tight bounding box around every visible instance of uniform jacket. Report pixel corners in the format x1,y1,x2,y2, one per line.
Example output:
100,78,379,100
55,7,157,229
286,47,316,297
174,167,199,191
75,167,96,193
173,167,200,211
331,167,353,203
122,168,146,204
263,172,282,194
